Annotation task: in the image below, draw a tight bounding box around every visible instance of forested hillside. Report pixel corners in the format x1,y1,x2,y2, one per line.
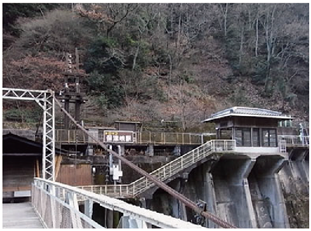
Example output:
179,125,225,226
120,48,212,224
3,3,309,130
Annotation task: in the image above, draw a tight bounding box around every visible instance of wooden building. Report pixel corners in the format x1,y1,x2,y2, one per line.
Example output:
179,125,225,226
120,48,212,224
203,107,292,153
2,133,92,201
114,121,142,132
3,133,43,200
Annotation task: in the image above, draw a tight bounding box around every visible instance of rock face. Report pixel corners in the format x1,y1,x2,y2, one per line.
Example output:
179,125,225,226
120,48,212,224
278,149,309,228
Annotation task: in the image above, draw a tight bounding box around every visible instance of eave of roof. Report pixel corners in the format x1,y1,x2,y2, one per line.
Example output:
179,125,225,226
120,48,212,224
202,113,292,123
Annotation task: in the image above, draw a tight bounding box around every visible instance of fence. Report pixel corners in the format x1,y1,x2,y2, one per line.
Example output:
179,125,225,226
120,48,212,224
32,179,103,228
80,140,236,198
32,178,205,229
55,129,214,145
278,135,309,147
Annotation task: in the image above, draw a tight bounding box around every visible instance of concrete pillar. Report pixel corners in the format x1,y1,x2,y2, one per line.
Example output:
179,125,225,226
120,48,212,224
288,149,309,194
248,172,273,228
303,151,309,181
139,198,153,228
87,145,93,156
146,144,154,157
254,156,289,228
173,145,181,156
84,199,93,218
166,178,188,221
295,150,309,183
229,158,257,228
106,209,113,228
119,145,125,156
203,168,217,228
212,157,257,228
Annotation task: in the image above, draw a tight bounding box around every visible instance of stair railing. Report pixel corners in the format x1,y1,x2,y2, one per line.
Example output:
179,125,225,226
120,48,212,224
79,140,236,197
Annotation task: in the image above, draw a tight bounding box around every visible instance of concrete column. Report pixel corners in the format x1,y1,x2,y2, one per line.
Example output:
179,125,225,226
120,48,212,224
229,158,257,228
139,198,153,228
146,144,154,157
173,145,181,156
302,151,309,181
212,157,257,228
119,145,125,156
295,150,309,183
106,209,114,228
288,149,308,194
84,199,93,218
254,157,289,228
203,168,217,228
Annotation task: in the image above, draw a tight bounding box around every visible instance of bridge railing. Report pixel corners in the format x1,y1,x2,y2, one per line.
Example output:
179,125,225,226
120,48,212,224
136,131,211,145
32,178,103,228
278,135,309,147
55,129,214,145
32,178,205,229
80,140,236,197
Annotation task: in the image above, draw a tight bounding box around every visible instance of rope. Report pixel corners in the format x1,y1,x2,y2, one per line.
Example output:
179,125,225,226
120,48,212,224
53,94,237,228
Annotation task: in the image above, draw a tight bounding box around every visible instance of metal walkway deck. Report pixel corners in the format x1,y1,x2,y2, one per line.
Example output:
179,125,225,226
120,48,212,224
2,202,44,229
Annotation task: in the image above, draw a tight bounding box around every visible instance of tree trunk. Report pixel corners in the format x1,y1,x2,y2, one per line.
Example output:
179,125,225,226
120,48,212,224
224,4,228,37
132,43,140,70
255,17,259,57
238,25,244,66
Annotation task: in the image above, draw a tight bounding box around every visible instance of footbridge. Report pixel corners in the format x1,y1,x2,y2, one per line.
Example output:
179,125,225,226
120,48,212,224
28,178,205,229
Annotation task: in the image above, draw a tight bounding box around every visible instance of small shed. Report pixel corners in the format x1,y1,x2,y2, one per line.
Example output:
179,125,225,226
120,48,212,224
2,133,92,200
3,133,44,200
203,107,292,151
114,121,142,132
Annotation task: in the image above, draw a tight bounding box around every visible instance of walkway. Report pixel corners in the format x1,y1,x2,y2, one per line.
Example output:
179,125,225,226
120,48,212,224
3,202,44,228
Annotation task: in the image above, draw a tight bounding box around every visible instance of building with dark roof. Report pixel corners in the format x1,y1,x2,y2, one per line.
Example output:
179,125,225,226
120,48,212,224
203,107,292,153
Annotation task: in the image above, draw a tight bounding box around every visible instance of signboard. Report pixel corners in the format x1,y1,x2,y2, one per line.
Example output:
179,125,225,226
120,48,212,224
103,130,135,143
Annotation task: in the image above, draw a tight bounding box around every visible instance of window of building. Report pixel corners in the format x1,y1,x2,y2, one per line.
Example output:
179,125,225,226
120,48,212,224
252,128,260,147
220,128,232,139
235,128,251,147
262,128,277,147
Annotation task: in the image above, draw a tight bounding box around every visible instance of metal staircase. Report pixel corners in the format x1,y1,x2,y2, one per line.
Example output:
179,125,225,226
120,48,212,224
80,140,236,198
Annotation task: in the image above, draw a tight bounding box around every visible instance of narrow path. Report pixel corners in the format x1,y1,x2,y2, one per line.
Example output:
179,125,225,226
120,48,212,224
3,202,44,228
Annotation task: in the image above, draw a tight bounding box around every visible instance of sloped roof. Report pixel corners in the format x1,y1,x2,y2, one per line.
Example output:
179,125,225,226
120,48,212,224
202,106,292,123
3,133,65,156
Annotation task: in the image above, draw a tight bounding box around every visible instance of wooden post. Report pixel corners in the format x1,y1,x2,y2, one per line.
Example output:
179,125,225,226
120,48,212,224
36,159,40,177
54,155,63,181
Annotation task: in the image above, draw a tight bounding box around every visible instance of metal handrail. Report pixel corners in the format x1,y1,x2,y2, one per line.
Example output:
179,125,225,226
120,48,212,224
32,178,205,229
278,135,309,147
55,129,213,145
80,140,236,197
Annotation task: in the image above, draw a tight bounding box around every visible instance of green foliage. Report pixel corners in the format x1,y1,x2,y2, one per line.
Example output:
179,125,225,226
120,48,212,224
4,108,41,123
84,36,122,74
251,58,268,85
87,71,124,109
3,3,309,125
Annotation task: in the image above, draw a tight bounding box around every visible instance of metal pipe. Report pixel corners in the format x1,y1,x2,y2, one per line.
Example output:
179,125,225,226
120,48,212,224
54,96,236,228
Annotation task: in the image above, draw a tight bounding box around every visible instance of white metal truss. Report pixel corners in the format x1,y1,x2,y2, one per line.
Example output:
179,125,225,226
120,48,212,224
2,88,55,181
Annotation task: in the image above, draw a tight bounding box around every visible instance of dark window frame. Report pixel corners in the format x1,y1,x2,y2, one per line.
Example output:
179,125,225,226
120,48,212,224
252,128,260,147
235,128,251,147
262,128,277,147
